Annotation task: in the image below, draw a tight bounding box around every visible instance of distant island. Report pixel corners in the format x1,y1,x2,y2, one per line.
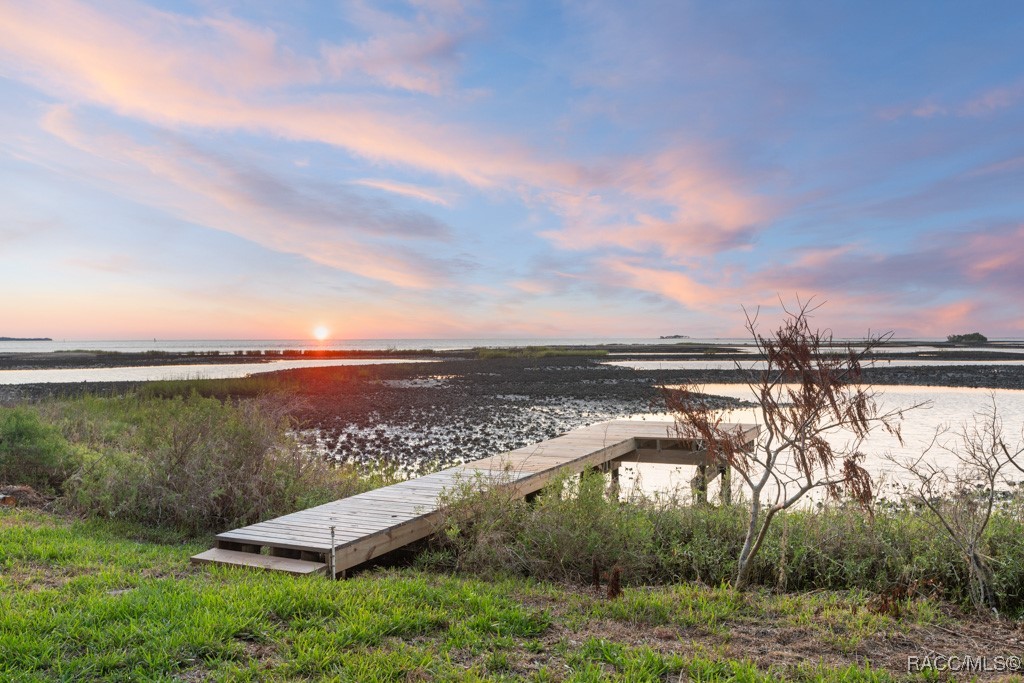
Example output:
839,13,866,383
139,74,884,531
947,332,988,345
659,334,690,339
0,337,52,341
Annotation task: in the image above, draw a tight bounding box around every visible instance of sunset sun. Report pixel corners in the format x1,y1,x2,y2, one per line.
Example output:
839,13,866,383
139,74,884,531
313,325,329,341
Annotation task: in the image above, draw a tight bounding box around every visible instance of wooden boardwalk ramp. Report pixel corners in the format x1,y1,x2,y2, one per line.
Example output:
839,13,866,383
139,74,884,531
191,419,757,577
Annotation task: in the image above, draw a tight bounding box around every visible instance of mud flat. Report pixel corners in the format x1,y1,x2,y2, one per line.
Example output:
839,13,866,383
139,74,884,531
0,348,438,371
4,353,1024,475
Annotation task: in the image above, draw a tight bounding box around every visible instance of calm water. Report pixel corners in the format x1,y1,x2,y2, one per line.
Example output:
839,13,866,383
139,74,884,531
616,384,1024,502
0,337,738,354
605,358,1024,371
8,337,1021,355
0,358,435,385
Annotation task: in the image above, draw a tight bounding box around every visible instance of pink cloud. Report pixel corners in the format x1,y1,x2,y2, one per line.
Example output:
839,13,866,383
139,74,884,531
0,0,781,336
353,178,452,206
880,80,1024,121
598,259,729,309
509,280,552,295
959,81,1024,117
321,27,464,96
963,224,1024,278
317,0,477,96
0,0,766,259
0,0,578,189
39,106,454,289
791,245,859,269
540,147,766,260
740,222,1024,336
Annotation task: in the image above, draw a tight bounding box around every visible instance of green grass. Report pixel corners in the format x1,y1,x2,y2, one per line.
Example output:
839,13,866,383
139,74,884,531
5,393,399,535
431,470,1024,616
137,375,299,400
0,407,78,492
0,509,980,682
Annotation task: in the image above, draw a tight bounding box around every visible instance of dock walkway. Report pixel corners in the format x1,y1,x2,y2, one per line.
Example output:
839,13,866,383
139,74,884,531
191,419,757,576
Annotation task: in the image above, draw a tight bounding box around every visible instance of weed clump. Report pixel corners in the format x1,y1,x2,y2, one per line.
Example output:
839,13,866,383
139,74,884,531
430,470,1024,616
33,393,382,534
0,407,79,493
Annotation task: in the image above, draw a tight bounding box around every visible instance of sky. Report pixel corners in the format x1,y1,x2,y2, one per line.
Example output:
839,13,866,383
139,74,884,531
2,1,1023,340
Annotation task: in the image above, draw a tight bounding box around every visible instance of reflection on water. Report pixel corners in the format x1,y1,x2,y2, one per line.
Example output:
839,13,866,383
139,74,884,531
0,337,734,354
0,358,436,385
605,359,1024,371
616,384,1024,503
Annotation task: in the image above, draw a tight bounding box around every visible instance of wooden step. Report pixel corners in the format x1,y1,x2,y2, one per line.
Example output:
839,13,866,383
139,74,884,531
190,420,759,576
190,548,326,576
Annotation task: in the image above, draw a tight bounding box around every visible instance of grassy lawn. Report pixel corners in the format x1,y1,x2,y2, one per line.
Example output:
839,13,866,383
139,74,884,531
3,509,1019,682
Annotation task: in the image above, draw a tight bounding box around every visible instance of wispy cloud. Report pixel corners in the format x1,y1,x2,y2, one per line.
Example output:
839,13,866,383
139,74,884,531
320,1,474,96
353,178,452,206
0,0,577,188
598,259,731,310
880,80,1024,121
39,106,458,288
2,0,1022,337
745,222,1024,333
540,147,766,262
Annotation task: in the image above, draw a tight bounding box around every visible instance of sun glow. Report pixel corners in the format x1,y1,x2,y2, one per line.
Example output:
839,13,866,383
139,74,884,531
313,325,329,341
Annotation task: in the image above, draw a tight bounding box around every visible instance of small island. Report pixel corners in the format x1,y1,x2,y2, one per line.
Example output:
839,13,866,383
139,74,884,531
659,334,690,339
947,332,988,345
0,337,52,342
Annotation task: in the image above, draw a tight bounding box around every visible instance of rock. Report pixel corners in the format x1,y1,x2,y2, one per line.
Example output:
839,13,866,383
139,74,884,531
0,485,50,508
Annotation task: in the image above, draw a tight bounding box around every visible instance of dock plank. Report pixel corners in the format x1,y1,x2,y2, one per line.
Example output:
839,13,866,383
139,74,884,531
194,420,757,575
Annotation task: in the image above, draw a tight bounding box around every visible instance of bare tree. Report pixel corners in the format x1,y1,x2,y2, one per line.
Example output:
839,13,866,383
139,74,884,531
889,396,1024,612
667,298,917,589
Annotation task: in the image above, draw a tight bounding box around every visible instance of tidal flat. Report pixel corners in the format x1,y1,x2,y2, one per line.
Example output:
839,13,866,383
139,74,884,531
4,348,1024,680
6,347,1024,481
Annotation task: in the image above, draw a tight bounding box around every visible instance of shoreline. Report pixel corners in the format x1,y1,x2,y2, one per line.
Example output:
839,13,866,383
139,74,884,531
6,356,1024,476
3,339,1024,371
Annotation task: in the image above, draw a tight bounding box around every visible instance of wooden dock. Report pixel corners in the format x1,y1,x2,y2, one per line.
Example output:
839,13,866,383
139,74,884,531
191,419,757,577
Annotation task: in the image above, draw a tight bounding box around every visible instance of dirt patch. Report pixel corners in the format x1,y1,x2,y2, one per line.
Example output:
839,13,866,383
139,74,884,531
516,584,1024,680
0,485,53,509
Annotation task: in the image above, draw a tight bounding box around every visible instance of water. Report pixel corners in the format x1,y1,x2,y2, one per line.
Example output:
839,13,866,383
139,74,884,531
0,358,435,385
0,337,730,354
605,359,1024,371
5,336,1023,503
615,384,1024,502
9,337,1021,355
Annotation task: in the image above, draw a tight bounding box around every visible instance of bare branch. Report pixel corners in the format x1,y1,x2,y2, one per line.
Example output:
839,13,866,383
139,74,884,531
666,297,917,588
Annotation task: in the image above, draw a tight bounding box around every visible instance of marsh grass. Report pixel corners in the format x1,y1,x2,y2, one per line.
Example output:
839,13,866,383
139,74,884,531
1,508,985,682
0,406,79,492
138,375,299,400
22,392,396,534
474,347,608,359
432,471,1024,616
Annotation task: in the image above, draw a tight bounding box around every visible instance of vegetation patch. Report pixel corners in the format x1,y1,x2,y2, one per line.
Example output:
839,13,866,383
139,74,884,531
2,393,399,534
947,332,989,345
474,347,608,359
431,470,1024,617
2,509,1021,681
0,407,80,493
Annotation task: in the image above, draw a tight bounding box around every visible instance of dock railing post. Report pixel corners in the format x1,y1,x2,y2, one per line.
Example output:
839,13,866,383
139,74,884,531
719,464,731,505
329,526,336,580
691,465,708,505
